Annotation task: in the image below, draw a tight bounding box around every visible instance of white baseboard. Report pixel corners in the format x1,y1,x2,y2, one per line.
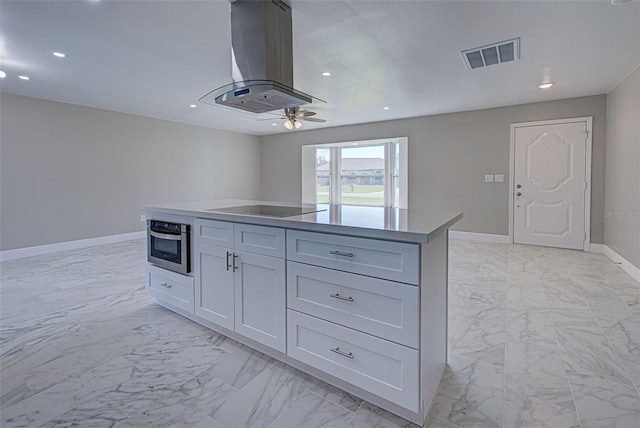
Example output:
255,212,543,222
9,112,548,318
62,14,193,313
0,231,146,262
601,245,640,283
449,231,510,243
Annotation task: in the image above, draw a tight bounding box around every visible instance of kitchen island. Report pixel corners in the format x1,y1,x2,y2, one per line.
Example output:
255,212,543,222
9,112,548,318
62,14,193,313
143,200,462,425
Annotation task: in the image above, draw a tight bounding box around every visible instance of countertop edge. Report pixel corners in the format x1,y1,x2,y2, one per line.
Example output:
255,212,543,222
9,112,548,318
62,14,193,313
143,205,463,244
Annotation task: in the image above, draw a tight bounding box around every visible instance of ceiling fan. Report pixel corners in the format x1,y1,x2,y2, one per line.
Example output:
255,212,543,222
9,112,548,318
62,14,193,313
261,107,326,130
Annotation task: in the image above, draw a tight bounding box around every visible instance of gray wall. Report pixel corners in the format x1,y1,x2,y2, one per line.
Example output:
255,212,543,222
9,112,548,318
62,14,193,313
0,94,261,251
605,67,640,268
260,95,607,243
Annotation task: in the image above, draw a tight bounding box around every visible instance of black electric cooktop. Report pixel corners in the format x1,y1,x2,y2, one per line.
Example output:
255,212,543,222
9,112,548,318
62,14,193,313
208,204,325,218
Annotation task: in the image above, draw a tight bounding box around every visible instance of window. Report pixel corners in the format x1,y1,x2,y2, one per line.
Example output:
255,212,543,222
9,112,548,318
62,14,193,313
301,138,408,208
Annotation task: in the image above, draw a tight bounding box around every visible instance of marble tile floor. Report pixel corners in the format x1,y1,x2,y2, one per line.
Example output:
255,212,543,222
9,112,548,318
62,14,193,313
1,238,639,427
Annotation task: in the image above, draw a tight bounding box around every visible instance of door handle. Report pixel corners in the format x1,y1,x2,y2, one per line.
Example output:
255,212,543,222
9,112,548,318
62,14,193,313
226,251,232,271
150,231,182,241
232,253,238,272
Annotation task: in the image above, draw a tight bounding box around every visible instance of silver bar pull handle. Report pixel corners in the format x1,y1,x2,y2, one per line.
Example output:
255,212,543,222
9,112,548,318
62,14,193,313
330,347,354,359
150,231,182,241
330,293,354,302
160,282,173,289
329,250,354,258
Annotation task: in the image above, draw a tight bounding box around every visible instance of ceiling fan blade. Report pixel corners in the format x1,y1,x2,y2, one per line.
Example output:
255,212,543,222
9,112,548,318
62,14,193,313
302,117,326,122
257,117,285,121
296,111,317,118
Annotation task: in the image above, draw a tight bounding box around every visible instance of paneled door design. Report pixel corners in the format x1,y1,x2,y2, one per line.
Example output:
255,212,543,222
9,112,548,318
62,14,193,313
513,119,590,250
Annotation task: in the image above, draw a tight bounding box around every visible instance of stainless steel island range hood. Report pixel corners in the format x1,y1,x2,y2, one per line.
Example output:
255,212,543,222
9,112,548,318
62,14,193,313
200,0,321,114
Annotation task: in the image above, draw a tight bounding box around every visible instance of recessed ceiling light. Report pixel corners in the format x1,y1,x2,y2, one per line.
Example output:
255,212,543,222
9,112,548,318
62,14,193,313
272,123,277,126
189,104,197,108
321,72,331,76
0,70,6,78
538,82,555,89
52,51,67,58
383,106,390,110
18,75,30,80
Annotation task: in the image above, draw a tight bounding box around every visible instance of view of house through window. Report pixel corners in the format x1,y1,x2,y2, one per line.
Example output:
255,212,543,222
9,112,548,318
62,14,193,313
338,145,386,206
303,138,408,208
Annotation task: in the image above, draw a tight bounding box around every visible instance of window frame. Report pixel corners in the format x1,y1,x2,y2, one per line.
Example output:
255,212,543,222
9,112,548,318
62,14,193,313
301,137,408,209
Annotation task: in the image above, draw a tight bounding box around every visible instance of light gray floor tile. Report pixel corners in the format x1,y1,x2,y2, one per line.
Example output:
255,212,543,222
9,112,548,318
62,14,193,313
210,362,313,427
429,353,504,427
568,373,640,428
554,324,634,386
350,401,419,427
305,378,364,412
268,389,354,427
3,238,640,428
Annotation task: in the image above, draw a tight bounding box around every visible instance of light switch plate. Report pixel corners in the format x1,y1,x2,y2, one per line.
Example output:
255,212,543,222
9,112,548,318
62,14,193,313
494,174,504,183
140,214,146,222
485,174,494,183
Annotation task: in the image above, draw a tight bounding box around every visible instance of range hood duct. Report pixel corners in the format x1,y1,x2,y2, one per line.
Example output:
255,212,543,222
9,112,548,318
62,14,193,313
200,0,320,114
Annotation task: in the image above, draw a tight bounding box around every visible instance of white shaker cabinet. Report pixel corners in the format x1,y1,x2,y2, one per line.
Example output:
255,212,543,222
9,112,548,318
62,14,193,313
145,203,461,426
194,242,235,330
193,219,286,353
234,250,285,352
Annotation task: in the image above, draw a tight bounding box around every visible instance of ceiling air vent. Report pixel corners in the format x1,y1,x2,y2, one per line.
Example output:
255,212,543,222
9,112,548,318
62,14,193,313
462,38,520,70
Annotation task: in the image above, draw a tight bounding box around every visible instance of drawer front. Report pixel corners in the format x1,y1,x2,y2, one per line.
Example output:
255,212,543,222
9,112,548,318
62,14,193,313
234,224,285,258
287,310,419,412
286,230,420,285
195,219,234,248
287,262,419,348
146,264,195,313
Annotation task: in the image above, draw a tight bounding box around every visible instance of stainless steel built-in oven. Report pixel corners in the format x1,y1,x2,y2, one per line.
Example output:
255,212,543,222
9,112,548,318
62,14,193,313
147,220,190,274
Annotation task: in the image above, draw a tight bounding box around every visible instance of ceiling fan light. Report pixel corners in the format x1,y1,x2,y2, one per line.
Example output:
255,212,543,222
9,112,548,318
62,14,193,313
283,120,294,130
294,120,302,129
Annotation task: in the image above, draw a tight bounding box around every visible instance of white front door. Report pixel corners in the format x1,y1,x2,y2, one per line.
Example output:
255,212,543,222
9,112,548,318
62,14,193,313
513,120,589,250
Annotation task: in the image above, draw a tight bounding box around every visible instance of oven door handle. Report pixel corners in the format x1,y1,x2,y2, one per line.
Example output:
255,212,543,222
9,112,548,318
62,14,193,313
150,231,182,241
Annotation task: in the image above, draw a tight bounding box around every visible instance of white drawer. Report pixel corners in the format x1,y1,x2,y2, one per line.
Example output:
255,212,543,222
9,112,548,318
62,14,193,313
146,264,195,313
195,219,234,248
287,310,419,412
287,262,419,348
234,223,285,258
286,230,420,285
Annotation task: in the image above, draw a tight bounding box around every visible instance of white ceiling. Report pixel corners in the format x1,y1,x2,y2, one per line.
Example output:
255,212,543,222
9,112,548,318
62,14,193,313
1,0,638,136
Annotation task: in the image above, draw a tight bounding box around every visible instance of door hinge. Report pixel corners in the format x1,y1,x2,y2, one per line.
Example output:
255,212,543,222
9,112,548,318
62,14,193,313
584,182,588,190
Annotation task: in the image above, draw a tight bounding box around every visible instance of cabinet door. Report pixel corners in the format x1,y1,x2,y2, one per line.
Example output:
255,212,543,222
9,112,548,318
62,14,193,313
234,251,286,352
194,242,234,330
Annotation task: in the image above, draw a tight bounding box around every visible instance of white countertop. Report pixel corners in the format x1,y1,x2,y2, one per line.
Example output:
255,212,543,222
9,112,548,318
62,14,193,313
143,199,462,243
